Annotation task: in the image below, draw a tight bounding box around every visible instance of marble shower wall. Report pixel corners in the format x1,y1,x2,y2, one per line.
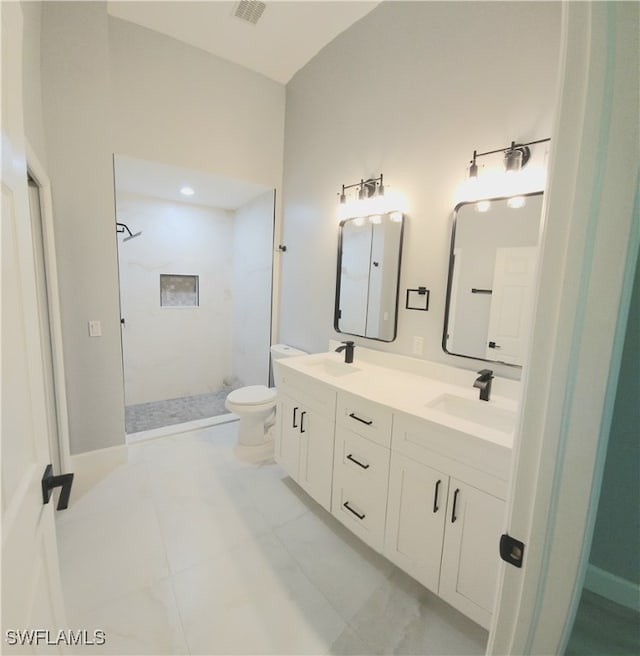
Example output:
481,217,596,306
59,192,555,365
117,192,234,405
232,190,276,387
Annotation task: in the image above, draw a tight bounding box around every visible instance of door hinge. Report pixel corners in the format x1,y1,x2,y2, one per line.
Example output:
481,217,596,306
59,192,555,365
41,464,74,510
500,533,525,568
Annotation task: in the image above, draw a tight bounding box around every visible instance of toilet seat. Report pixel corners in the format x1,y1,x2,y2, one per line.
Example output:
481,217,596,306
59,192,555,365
226,385,277,406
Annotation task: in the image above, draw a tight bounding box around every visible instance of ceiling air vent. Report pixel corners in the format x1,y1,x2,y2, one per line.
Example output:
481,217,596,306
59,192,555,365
233,0,267,25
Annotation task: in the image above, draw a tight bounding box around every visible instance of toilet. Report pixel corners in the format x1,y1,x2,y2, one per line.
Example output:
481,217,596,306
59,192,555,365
225,344,307,446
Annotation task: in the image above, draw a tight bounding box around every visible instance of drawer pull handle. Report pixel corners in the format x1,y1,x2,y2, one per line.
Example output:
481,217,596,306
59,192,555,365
346,454,370,470
433,479,441,513
451,488,460,523
300,411,306,434
343,501,366,520
348,412,373,426
292,407,299,429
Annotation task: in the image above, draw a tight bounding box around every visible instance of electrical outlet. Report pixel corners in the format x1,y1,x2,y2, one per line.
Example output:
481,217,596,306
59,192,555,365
412,335,424,355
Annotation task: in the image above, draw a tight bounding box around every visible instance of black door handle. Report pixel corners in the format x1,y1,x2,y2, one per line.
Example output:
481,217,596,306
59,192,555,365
451,488,460,523
292,406,299,428
41,464,74,510
348,412,373,426
343,501,365,520
433,479,441,513
300,411,306,433
346,454,370,470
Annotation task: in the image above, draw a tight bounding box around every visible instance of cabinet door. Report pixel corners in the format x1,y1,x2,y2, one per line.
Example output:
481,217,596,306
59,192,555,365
384,452,449,593
275,396,301,480
298,407,335,511
439,480,505,629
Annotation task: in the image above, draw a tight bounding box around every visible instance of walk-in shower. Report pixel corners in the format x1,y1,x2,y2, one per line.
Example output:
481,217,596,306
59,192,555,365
114,154,275,437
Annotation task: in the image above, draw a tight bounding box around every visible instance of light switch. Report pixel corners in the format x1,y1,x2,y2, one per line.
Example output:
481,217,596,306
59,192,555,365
88,320,102,337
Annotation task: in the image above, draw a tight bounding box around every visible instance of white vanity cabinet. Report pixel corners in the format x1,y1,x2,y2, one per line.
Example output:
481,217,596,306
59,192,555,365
274,369,337,511
274,352,515,630
386,412,508,629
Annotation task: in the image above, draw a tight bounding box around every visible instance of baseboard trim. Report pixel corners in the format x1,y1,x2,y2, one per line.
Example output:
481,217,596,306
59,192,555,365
584,564,640,611
69,444,128,503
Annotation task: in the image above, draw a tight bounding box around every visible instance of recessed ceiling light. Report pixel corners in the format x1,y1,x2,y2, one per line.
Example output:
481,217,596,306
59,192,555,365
180,186,195,196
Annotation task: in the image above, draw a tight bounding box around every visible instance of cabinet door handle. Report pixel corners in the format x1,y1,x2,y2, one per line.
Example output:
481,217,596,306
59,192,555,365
433,479,441,513
346,454,370,470
451,488,460,523
348,412,373,426
300,411,306,433
343,501,366,520
292,406,299,428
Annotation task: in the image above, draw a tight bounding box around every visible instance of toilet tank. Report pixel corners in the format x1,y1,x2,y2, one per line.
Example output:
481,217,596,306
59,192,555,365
270,344,307,361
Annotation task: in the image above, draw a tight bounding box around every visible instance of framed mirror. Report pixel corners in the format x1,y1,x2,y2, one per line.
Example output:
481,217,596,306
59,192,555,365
443,192,543,366
335,213,404,342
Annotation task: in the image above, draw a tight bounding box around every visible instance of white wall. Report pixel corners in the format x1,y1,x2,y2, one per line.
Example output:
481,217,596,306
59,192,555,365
117,193,234,405
280,1,561,378
41,1,124,455
37,2,285,453
232,190,275,387
20,1,47,164
108,16,285,190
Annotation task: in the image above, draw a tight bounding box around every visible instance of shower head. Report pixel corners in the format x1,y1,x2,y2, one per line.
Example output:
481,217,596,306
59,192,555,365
123,230,142,242
116,222,142,242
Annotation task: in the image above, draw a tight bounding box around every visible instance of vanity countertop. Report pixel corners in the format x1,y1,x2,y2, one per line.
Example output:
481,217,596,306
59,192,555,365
274,350,518,451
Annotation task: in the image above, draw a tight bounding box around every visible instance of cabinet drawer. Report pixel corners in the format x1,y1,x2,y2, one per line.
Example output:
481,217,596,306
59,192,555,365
276,368,336,418
332,475,388,553
334,427,390,490
336,392,392,447
392,412,510,498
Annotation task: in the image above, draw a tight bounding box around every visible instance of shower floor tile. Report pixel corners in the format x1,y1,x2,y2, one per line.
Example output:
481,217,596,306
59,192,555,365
125,388,239,434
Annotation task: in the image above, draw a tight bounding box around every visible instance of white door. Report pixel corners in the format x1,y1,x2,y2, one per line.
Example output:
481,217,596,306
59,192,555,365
384,453,449,594
275,396,301,479
440,481,505,629
298,407,334,511
1,1,67,648
485,246,538,365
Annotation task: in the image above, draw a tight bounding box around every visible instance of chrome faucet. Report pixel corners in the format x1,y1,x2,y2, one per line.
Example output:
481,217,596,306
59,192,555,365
335,340,355,363
474,369,494,401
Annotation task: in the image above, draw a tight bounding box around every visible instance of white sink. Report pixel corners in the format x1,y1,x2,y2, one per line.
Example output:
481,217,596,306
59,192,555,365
426,394,516,434
303,358,362,378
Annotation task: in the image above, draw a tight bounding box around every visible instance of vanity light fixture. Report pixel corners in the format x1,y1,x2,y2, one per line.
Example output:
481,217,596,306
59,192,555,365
337,173,404,221
180,186,195,196
463,137,550,209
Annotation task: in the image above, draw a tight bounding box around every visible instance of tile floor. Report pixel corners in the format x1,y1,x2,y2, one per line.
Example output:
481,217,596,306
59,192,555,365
55,422,488,655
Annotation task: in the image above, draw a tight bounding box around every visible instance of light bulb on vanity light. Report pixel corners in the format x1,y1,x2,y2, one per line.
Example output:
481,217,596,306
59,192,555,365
180,186,195,196
475,200,491,213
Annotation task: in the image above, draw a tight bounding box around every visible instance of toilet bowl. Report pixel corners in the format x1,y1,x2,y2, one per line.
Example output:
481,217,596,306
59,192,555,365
225,344,307,446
